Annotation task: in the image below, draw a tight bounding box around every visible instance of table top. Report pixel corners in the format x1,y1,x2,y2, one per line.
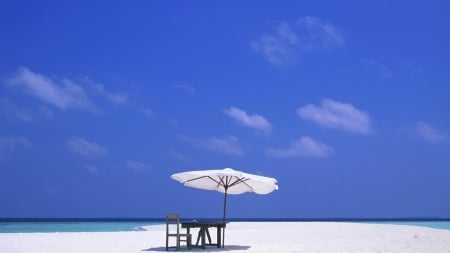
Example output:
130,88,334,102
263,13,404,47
181,220,227,228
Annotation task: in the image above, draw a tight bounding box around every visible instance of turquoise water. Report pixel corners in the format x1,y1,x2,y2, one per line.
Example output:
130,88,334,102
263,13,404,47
1,220,449,233
363,221,450,230
0,221,162,233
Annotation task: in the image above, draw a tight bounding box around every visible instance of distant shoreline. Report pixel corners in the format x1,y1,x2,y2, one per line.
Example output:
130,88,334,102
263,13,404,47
1,217,449,222
1,219,450,233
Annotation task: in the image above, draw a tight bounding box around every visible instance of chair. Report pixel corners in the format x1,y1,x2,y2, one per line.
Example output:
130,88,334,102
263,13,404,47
166,213,192,251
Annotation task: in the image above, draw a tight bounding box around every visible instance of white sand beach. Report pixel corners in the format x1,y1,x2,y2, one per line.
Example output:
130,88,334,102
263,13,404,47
1,222,450,253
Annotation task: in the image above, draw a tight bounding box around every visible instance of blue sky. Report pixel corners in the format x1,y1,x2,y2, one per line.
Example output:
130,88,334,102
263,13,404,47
1,1,449,219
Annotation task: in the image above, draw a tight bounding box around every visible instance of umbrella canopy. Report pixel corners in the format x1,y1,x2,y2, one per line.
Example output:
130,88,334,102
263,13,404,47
171,168,278,195
171,167,278,247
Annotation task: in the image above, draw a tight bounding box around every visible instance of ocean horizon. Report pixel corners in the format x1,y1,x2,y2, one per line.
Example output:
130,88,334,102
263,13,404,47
1,218,450,233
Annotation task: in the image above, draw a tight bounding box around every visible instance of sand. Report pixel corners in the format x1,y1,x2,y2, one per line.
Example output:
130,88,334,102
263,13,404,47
1,222,450,253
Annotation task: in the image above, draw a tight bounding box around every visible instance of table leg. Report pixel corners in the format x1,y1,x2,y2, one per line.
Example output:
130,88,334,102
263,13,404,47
217,226,222,248
195,228,202,246
186,227,191,249
201,227,206,249
205,228,212,244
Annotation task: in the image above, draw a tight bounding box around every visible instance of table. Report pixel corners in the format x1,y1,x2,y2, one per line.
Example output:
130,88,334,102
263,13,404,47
181,221,226,249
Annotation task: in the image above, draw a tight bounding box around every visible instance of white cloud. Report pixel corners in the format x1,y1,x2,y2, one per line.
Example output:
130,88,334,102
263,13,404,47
224,107,272,134
252,16,344,65
298,99,372,134
92,82,128,105
296,16,345,49
124,160,151,171
67,137,108,157
252,22,298,66
0,136,32,160
7,67,97,111
415,122,448,142
181,135,243,156
266,136,333,158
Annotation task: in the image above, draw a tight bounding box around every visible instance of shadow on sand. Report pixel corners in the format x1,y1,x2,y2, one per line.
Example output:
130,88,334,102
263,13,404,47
143,245,251,252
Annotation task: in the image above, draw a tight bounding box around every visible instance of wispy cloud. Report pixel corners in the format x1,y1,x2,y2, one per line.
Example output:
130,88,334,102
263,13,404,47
362,59,426,79
402,61,424,76
7,67,97,112
174,83,196,94
0,98,53,123
67,137,108,157
181,135,243,156
298,99,372,134
123,160,151,171
169,150,191,163
92,82,128,105
224,107,272,134
84,164,101,174
0,98,34,123
414,122,448,143
296,16,345,49
361,59,393,79
266,136,333,158
141,108,155,117
252,16,345,66
0,136,32,160
252,22,298,65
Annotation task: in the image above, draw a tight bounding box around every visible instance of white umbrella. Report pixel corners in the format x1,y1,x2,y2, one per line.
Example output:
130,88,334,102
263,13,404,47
171,167,278,247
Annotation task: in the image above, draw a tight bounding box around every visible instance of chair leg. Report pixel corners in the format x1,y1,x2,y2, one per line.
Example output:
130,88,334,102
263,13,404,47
188,234,192,249
166,235,191,251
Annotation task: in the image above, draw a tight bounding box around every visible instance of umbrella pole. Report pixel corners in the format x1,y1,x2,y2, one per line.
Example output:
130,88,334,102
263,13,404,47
222,187,228,248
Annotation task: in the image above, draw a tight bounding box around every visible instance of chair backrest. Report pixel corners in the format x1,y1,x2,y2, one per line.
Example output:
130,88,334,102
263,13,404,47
166,213,180,235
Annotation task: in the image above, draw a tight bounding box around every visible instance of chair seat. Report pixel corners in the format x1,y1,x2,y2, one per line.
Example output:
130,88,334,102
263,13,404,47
168,233,191,239
168,233,190,236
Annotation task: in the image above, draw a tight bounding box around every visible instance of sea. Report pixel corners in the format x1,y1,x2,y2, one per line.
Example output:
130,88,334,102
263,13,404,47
0,219,163,233
1,218,449,233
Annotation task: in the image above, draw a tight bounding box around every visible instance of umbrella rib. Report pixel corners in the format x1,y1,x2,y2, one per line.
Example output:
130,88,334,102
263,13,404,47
185,175,209,183
185,175,231,193
213,176,228,189
185,175,222,186
228,177,254,191
229,177,248,187
219,176,229,189
183,174,266,193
